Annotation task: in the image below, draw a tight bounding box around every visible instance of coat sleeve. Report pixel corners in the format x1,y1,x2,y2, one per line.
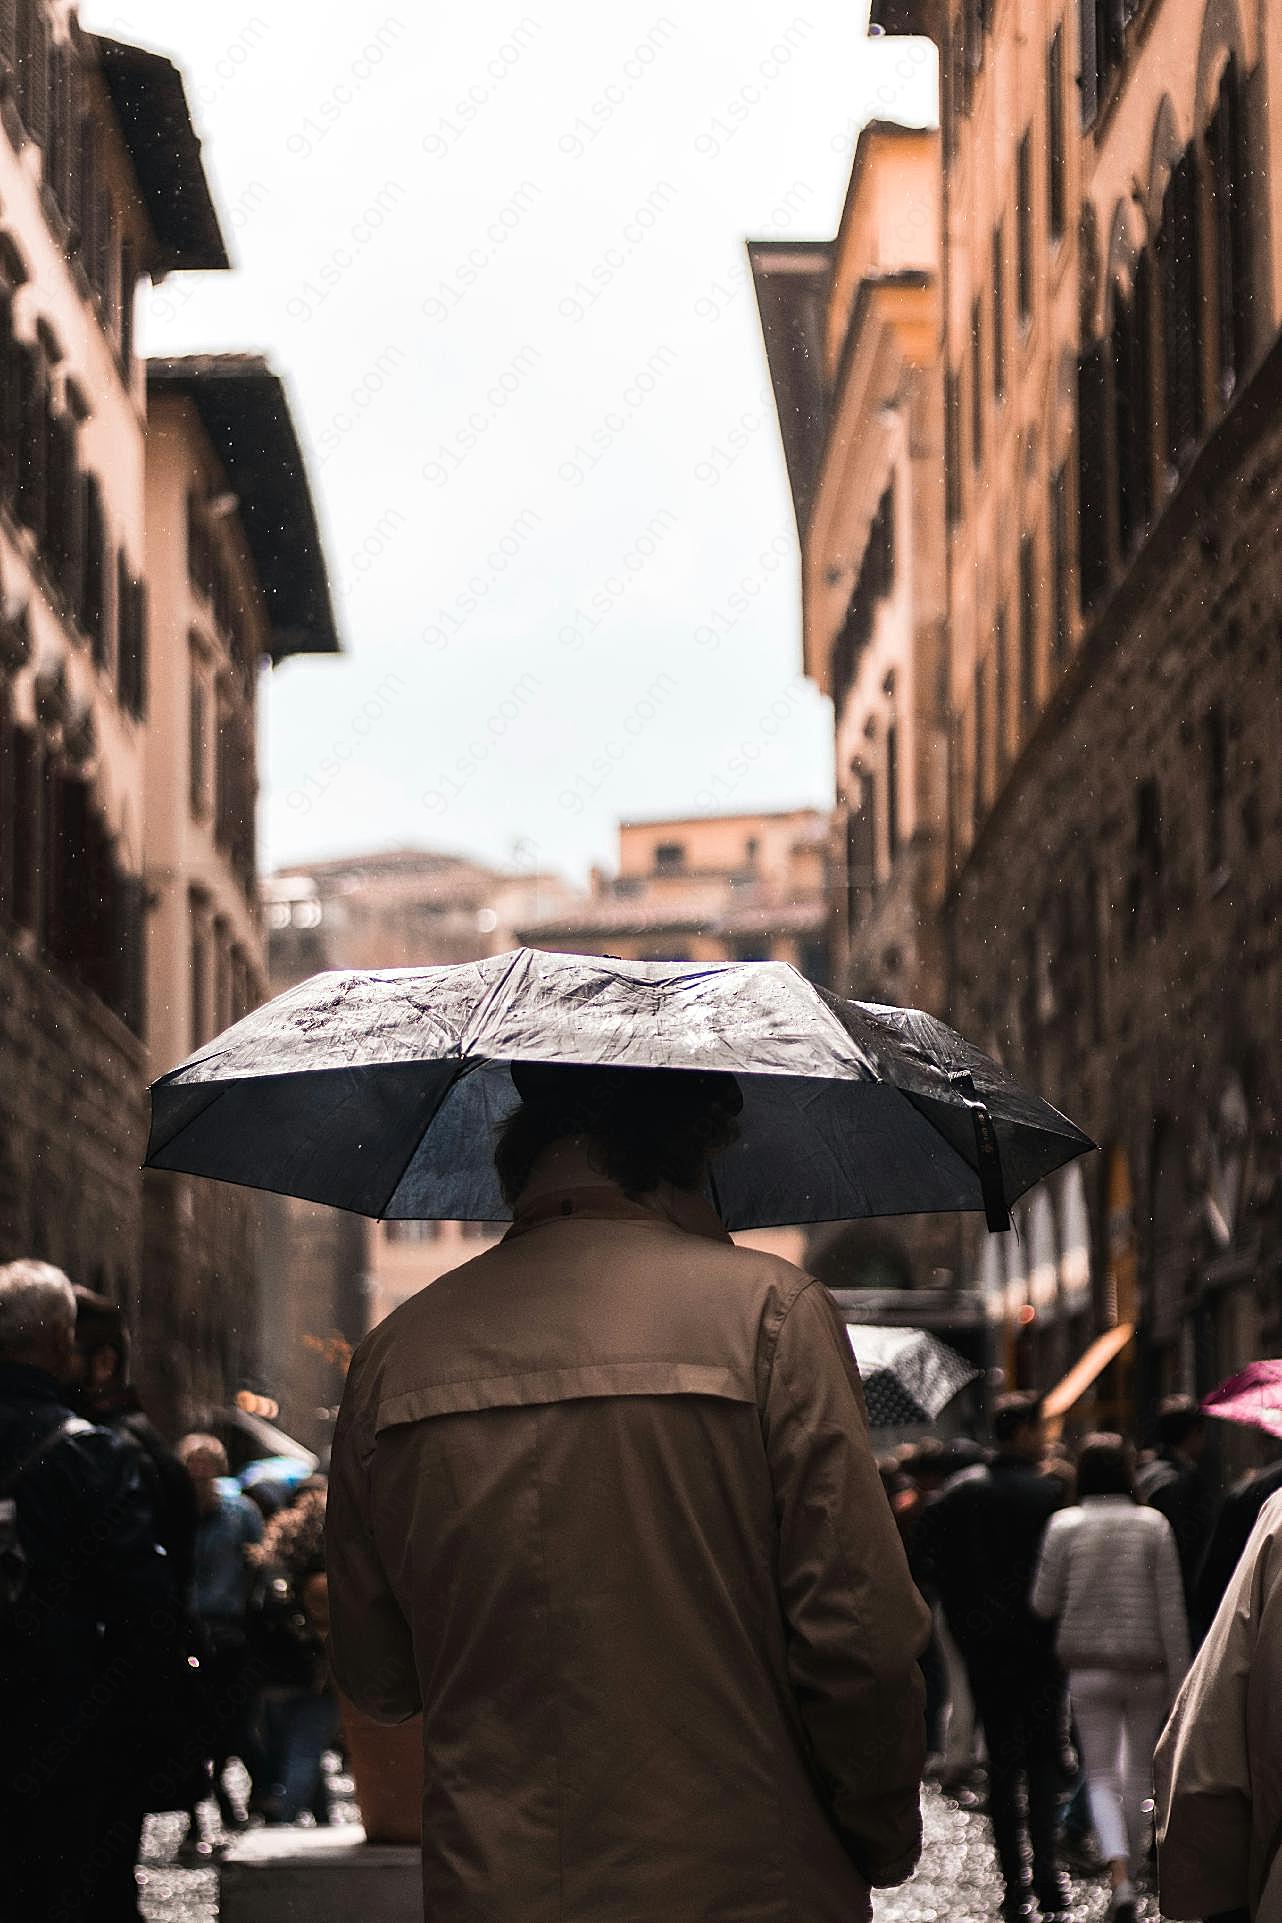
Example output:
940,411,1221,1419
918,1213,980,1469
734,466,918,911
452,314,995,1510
1155,1500,1276,1919
760,1280,929,1889
1030,1514,1065,1621
326,1349,421,1723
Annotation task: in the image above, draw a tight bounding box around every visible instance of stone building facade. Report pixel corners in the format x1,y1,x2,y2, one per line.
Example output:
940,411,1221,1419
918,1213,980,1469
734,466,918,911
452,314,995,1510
852,0,1282,1423
0,15,339,1436
0,14,225,1312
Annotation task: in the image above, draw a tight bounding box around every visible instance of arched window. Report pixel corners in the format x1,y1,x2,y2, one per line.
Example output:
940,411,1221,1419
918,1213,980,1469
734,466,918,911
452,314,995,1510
1110,257,1154,558
1157,142,1203,472
1205,55,1252,397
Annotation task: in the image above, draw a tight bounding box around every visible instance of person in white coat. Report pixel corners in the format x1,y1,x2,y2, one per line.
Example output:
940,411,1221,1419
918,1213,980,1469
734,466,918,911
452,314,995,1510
1032,1433,1189,1923
1156,1489,1282,1922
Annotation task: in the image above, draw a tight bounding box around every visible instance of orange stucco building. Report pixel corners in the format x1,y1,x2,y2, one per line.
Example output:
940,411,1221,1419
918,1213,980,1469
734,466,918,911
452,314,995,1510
518,808,829,975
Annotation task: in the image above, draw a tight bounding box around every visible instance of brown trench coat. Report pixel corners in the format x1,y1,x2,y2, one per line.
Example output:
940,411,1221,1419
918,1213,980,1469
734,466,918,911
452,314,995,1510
1156,1490,1282,1921
328,1184,929,1923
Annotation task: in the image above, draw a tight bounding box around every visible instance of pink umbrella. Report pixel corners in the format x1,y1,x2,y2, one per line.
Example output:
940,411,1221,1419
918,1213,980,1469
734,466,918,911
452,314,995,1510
1202,1360,1282,1441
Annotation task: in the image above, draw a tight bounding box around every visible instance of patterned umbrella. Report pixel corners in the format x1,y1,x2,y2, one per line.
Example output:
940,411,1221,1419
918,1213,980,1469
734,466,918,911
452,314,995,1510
845,1324,979,1429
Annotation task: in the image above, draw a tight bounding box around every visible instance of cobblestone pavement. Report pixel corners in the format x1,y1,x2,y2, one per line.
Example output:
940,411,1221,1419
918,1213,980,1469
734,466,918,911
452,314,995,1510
138,1774,1165,1922
873,1783,1164,1922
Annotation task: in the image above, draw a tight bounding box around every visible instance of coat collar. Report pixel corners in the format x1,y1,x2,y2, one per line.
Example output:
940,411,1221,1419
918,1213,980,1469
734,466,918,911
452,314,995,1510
505,1181,733,1247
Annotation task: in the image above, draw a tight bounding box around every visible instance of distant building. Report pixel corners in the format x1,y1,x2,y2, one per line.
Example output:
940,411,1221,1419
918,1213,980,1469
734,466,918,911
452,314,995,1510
141,355,339,1431
752,122,948,1013
753,125,959,1303
260,847,579,1421
517,808,829,977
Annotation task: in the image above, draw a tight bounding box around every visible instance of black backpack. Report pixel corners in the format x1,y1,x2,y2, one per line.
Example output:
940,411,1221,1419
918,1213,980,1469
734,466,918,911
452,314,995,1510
0,1417,91,1628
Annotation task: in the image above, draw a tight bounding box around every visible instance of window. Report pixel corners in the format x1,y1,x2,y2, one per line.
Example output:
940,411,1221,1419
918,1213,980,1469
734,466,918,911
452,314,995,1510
845,774,876,923
941,16,956,164
119,237,136,365
1206,59,1252,398
0,682,16,923
385,1220,441,1244
1016,132,1034,323
1019,534,1038,725
1076,342,1109,610
10,726,40,931
654,842,685,873
80,469,108,662
117,570,147,718
1047,25,1066,232
973,657,990,827
1131,776,1164,934
1051,463,1070,661
14,339,49,543
189,896,208,1048
189,665,209,816
1159,144,1203,471
970,297,984,467
1081,0,1126,125
885,720,900,856
994,604,1009,773
945,367,962,526
1111,273,1153,560
1204,703,1228,873
992,223,1006,401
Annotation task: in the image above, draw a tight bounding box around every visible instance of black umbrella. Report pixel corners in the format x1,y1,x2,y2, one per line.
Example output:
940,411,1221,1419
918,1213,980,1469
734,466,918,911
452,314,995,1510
146,949,1092,1232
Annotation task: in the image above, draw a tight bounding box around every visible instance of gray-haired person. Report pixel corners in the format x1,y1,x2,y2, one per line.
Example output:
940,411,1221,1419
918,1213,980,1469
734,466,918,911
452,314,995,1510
0,1260,170,1923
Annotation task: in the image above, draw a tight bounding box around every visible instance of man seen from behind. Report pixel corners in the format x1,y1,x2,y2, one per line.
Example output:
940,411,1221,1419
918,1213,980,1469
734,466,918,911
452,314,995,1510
328,1063,930,1923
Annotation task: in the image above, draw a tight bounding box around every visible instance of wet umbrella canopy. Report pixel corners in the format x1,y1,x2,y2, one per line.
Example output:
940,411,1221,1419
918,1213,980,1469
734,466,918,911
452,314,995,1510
146,948,1092,1231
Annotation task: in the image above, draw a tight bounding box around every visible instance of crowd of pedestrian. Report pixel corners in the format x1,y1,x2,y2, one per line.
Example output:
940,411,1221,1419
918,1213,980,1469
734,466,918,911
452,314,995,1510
883,1389,1282,1923
8,1220,1282,1923
0,1257,339,1923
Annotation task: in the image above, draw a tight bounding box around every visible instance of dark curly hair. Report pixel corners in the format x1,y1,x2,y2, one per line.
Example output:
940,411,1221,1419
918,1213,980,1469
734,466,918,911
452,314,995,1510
494,1062,742,1206
251,1486,327,1580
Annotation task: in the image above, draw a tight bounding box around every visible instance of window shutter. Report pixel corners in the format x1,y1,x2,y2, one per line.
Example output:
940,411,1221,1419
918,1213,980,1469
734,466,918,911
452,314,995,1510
1131,252,1154,530
77,120,97,275
1047,28,1066,236
1163,145,1203,468
13,0,31,129
44,404,69,593
945,367,962,527
132,578,148,718
0,296,19,504
93,188,111,302
1076,342,1109,610
26,0,47,146
0,675,12,920
80,469,105,661
1019,532,1037,724
1079,0,1099,126
10,725,38,929
0,0,17,87
14,341,47,539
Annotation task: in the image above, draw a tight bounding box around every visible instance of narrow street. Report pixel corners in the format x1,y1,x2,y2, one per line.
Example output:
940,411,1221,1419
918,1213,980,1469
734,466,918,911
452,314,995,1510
136,1777,1165,1922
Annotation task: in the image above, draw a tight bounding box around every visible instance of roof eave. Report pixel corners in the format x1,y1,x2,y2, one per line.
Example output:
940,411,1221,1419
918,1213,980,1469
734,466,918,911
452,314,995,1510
90,35,230,273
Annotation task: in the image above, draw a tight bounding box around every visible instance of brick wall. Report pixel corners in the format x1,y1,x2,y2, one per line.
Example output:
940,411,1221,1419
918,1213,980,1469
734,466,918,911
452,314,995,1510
0,932,145,1294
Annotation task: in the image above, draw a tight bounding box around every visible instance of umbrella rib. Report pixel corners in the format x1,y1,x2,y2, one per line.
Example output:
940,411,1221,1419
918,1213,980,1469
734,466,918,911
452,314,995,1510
375,1058,485,1219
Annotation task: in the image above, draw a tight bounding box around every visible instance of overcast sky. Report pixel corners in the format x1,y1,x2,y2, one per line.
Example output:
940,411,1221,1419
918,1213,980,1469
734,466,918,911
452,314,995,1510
84,1,935,882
